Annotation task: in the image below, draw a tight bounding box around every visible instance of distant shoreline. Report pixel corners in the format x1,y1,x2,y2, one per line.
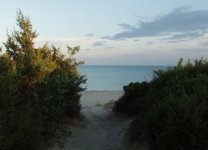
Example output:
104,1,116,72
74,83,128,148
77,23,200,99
82,90,123,92
79,64,174,67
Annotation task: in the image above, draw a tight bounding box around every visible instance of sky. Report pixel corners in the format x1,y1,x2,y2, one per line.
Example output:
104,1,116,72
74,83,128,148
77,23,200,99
1,0,208,65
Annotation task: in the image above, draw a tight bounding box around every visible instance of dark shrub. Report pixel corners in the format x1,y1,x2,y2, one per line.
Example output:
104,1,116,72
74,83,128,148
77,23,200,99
113,82,149,115
114,58,208,150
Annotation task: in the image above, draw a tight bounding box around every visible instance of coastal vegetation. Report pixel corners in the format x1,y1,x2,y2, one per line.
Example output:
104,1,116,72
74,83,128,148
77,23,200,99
113,58,208,150
0,11,85,150
1,9,207,150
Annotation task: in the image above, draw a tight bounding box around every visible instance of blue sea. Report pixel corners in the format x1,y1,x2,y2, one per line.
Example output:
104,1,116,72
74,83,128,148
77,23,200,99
78,65,170,91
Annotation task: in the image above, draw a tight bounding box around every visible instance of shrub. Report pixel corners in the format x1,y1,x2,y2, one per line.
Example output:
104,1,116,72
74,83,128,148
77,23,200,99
113,82,149,115
0,11,85,150
114,58,208,150
146,86,208,150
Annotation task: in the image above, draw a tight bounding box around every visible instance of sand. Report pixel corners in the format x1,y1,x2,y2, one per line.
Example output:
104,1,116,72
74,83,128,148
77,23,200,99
48,91,132,150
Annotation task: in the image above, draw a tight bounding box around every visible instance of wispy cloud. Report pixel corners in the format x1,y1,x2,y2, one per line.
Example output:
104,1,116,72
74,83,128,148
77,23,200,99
101,36,111,40
174,48,208,54
92,41,107,47
145,41,154,45
199,41,208,46
85,33,94,37
109,6,208,41
133,39,140,42
104,46,114,49
163,31,204,42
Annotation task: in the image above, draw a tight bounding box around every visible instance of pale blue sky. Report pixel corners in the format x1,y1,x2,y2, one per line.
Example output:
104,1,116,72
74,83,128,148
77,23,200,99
1,1,208,65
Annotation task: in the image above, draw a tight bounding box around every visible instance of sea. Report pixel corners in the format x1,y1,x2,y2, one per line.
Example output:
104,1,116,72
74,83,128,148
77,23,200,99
78,65,171,91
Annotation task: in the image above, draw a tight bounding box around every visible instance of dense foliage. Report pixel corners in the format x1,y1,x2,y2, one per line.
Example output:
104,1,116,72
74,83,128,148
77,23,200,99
0,11,85,150
113,82,149,115
113,58,208,150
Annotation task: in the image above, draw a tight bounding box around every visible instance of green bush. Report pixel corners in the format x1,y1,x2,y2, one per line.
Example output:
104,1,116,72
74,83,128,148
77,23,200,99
114,58,208,150
0,11,85,150
113,82,149,115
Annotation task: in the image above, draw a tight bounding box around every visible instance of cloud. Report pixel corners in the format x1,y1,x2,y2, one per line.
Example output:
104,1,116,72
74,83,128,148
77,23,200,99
117,23,135,30
199,41,208,46
85,33,94,37
104,46,114,49
101,36,111,39
145,41,154,45
163,31,204,42
110,7,208,40
174,48,208,54
133,39,140,42
92,41,106,47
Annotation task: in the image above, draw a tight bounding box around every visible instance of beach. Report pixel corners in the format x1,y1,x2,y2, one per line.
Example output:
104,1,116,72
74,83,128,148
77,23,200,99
48,91,133,150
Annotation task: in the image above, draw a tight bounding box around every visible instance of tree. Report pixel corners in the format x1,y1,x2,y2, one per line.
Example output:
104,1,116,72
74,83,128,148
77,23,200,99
0,10,85,150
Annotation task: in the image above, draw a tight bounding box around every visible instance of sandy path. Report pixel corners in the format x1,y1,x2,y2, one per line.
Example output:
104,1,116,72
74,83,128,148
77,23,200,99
48,91,131,150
